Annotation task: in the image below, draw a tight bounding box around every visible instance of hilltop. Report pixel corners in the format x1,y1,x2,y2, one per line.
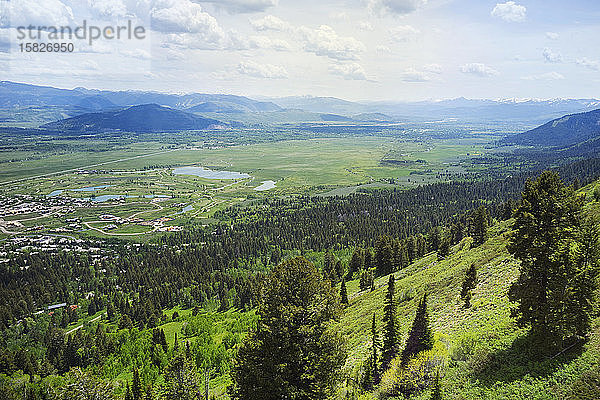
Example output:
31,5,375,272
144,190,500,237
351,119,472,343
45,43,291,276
41,103,223,133
501,108,600,148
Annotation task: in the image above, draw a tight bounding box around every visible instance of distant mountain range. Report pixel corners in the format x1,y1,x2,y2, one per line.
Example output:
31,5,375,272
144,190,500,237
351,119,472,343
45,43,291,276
42,104,222,133
0,81,281,114
2,81,600,126
269,96,600,123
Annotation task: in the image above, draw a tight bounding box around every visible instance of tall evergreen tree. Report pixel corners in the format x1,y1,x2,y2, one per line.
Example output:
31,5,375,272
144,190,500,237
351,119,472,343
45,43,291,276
132,368,142,400
508,171,599,346
469,206,489,247
460,264,477,308
164,353,202,400
401,293,434,364
371,313,380,385
431,371,442,400
381,275,398,369
437,231,451,259
427,227,442,252
231,257,346,400
375,236,394,276
359,268,374,292
324,250,337,282
125,382,133,400
340,278,349,305
349,247,364,276
364,248,374,271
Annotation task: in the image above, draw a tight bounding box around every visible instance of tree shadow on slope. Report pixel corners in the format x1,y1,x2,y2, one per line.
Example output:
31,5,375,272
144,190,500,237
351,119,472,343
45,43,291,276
468,332,586,387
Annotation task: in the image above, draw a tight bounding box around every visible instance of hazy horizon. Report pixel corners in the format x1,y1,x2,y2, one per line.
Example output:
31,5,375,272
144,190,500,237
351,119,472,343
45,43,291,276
1,1,599,101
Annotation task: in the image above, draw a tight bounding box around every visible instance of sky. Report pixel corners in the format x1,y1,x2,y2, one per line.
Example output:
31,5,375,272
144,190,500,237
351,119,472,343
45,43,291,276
1,0,599,101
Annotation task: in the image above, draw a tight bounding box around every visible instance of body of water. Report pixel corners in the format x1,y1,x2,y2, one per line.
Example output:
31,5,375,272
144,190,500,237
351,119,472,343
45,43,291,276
173,166,250,180
254,180,277,191
72,185,112,192
47,185,112,197
85,195,136,202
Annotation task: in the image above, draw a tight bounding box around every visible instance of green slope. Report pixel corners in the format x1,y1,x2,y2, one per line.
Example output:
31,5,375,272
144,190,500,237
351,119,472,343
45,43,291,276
338,185,600,399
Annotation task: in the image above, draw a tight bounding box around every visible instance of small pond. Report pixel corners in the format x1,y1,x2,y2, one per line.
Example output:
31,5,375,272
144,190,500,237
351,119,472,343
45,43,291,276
172,166,250,180
254,180,277,191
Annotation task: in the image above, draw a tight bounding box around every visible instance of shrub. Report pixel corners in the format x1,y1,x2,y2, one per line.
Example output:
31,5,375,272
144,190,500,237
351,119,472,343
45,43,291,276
378,341,446,398
449,333,480,362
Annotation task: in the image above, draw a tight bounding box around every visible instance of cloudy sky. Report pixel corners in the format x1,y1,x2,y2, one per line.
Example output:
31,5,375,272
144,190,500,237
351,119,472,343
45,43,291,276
1,0,599,101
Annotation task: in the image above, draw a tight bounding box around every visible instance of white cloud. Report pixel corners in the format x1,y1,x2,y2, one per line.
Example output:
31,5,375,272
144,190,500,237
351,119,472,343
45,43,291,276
368,0,427,16
250,15,289,31
389,25,420,41
330,11,349,20
491,1,526,22
401,67,430,82
86,0,128,19
543,47,562,63
423,63,442,74
7,0,74,27
546,32,559,40
151,0,225,39
521,72,565,81
199,0,278,14
299,25,365,61
163,32,224,49
329,63,368,80
376,45,391,53
248,35,292,51
359,21,374,31
460,63,499,77
121,48,152,59
576,58,600,71
237,60,288,78
81,60,100,70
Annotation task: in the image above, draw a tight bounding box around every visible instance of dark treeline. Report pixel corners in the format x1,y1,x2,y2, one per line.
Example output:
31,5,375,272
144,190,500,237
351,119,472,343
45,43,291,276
180,157,600,252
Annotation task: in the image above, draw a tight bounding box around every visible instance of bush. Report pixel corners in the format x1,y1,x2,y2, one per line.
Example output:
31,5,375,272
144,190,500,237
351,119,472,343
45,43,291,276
378,341,446,398
449,332,480,362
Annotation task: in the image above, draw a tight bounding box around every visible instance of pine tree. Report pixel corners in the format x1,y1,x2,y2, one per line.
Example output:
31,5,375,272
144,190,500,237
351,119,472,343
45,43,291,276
132,367,142,400
437,231,451,259
107,299,116,322
364,248,374,271
469,206,489,247
125,382,133,400
324,250,337,282
508,171,599,346
231,257,346,400
401,293,434,365
375,235,394,276
427,227,442,252
359,269,374,292
349,247,364,276
460,264,477,308
371,313,380,385
164,353,202,400
381,275,398,369
340,278,349,305
173,332,179,352
161,329,168,352
431,371,442,400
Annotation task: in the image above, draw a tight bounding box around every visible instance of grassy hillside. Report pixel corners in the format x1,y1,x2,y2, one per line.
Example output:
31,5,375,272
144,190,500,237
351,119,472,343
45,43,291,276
338,184,600,399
